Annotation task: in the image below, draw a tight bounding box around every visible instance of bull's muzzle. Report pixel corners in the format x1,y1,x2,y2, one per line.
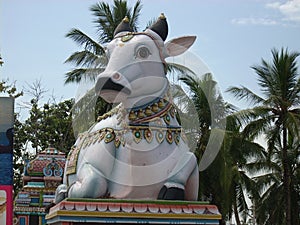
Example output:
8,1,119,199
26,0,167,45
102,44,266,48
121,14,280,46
95,73,131,103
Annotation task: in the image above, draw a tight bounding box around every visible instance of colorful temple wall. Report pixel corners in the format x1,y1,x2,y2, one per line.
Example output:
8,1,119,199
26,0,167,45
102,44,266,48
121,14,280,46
14,147,65,225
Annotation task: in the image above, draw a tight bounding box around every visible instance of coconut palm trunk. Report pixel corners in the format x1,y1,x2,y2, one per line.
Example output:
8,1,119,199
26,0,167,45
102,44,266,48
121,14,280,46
282,127,292,225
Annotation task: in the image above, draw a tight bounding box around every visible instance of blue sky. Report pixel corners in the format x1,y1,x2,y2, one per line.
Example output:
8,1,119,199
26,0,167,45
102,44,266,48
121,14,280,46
1,0,300,110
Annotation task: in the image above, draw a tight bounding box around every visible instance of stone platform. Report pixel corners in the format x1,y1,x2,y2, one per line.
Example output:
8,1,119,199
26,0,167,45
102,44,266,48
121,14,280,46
46,198,221,224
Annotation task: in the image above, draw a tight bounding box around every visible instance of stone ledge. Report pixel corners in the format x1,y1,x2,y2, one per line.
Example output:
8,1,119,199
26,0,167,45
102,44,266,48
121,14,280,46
46,199,221,224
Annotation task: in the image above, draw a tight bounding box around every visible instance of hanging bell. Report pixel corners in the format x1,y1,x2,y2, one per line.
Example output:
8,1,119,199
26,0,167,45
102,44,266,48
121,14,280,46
158,100,165,108
137,109,146,118
145,106,153,116
152,103,159,112
129,111,137,120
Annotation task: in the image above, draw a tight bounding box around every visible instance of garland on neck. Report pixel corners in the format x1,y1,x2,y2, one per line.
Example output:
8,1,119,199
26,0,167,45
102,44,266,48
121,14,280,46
97,88,174,124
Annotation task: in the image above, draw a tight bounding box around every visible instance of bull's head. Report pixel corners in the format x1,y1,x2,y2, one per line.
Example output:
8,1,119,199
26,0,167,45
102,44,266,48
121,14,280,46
95,14,196,107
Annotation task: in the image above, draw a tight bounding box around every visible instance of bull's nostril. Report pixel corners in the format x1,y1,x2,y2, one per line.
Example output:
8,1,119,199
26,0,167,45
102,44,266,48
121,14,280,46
113,73,121,80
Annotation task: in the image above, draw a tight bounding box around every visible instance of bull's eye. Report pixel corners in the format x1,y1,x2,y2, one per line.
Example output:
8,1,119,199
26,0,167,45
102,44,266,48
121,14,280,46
136,46,151,59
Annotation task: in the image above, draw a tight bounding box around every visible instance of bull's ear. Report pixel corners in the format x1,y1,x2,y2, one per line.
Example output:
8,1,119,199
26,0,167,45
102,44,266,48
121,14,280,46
165,36,196,57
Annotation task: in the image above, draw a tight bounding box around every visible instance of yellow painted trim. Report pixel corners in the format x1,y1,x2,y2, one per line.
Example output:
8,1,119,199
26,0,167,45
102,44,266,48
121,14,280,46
23,187,56,192
46,209,221,220
39,216,42,225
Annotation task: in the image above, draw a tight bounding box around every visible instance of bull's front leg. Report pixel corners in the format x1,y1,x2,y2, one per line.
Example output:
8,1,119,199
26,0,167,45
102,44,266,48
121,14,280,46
68,163,108,198
55,184,68,203
158,152,198,201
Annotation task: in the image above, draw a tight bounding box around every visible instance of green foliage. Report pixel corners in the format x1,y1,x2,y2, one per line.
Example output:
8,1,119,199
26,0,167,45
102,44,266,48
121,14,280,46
179,73,272,224
72,88,112,136
12,99,76,196
22,99,76,153
13,115,28,197
0,79,23,98
227,48,300,225
253,133,300,225
179,73,232,159
1,80,75,195
90,0,142,43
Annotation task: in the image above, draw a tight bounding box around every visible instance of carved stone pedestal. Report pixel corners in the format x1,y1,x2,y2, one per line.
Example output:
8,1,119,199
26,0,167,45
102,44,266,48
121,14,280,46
46,199,221,225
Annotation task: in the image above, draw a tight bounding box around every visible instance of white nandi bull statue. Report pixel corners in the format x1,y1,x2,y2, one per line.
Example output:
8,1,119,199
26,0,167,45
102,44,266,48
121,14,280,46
55,14,199,203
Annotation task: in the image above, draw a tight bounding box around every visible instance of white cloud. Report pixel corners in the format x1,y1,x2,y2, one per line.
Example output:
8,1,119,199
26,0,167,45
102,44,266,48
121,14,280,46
231,17,278,26
266,0,300,22
231,1,300,26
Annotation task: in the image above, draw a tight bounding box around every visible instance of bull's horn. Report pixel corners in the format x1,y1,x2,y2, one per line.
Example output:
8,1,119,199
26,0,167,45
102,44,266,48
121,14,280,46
114,16,133,37
149,13,168,41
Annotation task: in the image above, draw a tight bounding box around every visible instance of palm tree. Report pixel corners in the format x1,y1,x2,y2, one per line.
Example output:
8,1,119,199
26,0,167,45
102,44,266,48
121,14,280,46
179,73,230,160
64,0,142,84
221,115,265,224
253,132,300,224
227,48,300,225
179,73,274,224
196,111,264,224
179,74,239,223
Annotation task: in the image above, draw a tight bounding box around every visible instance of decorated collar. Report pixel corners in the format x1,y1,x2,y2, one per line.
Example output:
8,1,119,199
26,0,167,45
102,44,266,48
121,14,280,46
97,87,174,125
127,89,173,124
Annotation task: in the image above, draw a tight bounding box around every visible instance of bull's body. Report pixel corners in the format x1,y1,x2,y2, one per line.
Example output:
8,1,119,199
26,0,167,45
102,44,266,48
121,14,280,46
55,14,199,202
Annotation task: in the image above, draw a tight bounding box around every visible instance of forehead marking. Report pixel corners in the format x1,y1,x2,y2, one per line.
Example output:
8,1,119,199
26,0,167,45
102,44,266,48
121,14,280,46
121,34,134,42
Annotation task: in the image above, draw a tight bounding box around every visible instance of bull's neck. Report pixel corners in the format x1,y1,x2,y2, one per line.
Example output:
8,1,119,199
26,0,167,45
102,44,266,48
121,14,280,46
123,83,171,123
123,82,169,110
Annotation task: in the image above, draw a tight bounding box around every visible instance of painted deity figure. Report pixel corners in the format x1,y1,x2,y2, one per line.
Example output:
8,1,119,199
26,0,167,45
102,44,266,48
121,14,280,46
55,14,199,203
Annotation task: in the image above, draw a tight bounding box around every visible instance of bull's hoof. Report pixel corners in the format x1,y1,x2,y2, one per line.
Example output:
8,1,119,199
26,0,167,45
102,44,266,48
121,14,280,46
158,185,185,200
54,184,68,204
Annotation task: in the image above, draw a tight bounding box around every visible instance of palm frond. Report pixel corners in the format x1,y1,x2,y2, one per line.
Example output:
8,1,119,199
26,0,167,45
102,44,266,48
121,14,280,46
66,29,105,55
242,117,271,140
253,48,300,103
239,139,265,160
64,50,107,68
235,183,249,219
129,0,142,31
254,171,281,193
227,108,258,125
256,182,285,224
243,161,271,176
286,110,300,139
167,62,195,76
265,122,282,154
64,68,104,84
144,18,157,30
227,85,264,105
90,1,116,43
112,0,130,27
90,0,142,43
288,77,300,105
